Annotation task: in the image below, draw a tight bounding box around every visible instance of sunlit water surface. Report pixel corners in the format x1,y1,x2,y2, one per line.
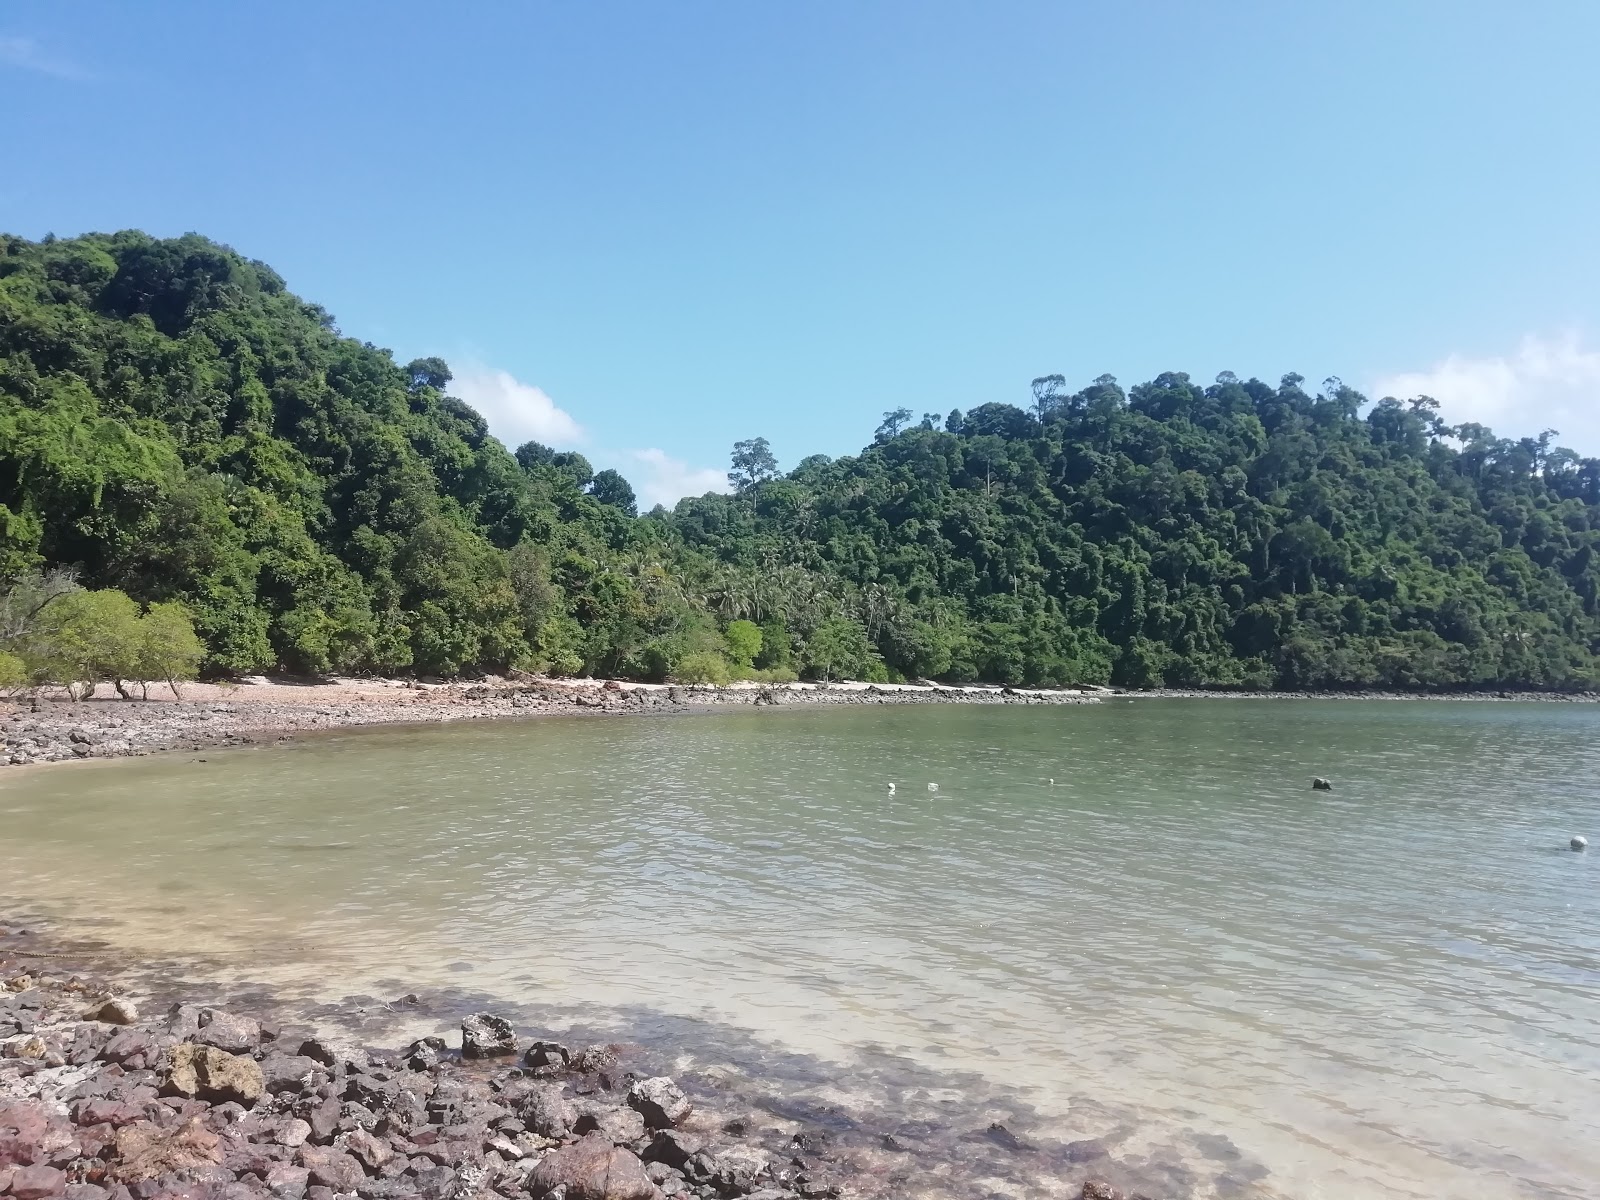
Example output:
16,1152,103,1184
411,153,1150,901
2,700,1598,1199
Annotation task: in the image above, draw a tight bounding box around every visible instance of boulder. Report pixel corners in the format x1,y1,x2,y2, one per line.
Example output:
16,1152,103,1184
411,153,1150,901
8,1163,66,1200
459,1014,516,1059
85,998,139,1026
258,1054,323,1096
264,1164,310,1200
165,1044,265,1106
295,1145,365,1192
707,1145,768,1195
99,1030,162,1071
112,1118,224,1183
518,1085,575,1140
626,1078,690,1130
526,1132,660,1200
193,1011,261,1054
521,1041,568,1074
640,1130,701,1171
275,1119,311,1149
572,1103,645,1145
339,1128,391,1171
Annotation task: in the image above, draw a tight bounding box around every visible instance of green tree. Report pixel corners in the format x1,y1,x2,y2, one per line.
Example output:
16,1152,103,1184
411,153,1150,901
589,469,637,516
134,601,206,698
724,619,762,667
728,437,779,492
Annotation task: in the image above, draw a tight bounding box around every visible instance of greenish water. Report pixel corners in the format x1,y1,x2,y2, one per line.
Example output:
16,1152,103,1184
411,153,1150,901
3,700,1598,1199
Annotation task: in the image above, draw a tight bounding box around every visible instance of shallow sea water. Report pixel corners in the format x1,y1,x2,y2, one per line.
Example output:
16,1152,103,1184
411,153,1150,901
2,699,1597,1199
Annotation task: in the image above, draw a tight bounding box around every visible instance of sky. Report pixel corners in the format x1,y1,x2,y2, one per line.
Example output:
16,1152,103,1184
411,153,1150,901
3,2,1599,506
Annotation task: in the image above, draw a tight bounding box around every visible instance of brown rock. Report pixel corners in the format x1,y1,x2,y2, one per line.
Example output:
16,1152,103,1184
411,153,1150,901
295,1145,365,1192
1082,1182,1122,1200
84,998,138,1026
338,1129,391,1171
112,1118,224,1183
527,1132,661,1200
165,1045,264,1106
9,1163,67,1200
264,1164,310,1200
0,1102,77,1167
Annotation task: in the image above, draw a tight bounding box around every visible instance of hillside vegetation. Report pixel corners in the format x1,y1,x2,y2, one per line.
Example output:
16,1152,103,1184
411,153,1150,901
4,231,1598,690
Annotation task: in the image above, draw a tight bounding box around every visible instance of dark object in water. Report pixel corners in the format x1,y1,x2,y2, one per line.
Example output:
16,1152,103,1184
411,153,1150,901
1572,835,1588,851
1312,777,1333,791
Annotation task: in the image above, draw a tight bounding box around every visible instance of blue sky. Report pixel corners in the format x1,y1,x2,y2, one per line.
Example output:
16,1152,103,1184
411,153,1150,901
4,1,1599,506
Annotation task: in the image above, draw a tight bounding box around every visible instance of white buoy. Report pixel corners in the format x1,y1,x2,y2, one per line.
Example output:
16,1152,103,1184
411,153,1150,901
1573,835,1589,852
1047,778,1056,786
886,782,895,794
927,782,939,792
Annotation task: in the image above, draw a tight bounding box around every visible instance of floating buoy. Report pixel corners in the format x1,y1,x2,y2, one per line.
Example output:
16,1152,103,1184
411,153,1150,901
1312,777,1333,791
886,782,895,794
927,782,939,792
1573,835,1589,852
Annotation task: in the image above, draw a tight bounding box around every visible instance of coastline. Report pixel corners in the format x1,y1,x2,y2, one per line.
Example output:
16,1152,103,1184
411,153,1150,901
4,675,1596,769
0,678,1098,770
0,919,1187,1200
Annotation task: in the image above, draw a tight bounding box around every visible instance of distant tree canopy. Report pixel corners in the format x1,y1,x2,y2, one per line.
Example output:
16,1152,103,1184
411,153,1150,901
4,230,1600,690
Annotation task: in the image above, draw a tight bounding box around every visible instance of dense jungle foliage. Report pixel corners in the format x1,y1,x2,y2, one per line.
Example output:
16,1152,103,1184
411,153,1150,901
4,231,1599,689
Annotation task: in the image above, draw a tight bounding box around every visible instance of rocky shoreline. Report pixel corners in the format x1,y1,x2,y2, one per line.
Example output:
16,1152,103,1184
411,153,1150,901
0,679,1097,769
0,926,1167,1200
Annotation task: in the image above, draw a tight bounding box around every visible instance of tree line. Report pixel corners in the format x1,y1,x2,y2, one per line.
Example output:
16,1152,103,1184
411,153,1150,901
3,230,1598,692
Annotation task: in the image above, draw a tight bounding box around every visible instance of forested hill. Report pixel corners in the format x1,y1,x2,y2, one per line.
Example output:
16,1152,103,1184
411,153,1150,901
4,231,1599,690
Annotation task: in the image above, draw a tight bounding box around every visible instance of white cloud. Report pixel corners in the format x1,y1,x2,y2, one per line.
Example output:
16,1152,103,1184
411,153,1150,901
449,364,585,450
625,448,729,510
1372,331,1600,453
0,36,86,79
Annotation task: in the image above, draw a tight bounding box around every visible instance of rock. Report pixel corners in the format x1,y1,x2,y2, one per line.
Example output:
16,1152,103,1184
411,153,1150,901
1311,777,1332,791
1081,1181,1122,1200
276,1119,311,1149
459,1014,516,1060
85,998,139,1026
521,1041,568,1073
339,1128,391,1171
264,1164,311,1200
113,1118,224,1183
165,1045,265,1106
258,1055,323,1096
163,1005,203,1039
302,1097,341,1145
526,1132,660,1200
572,1104,645,1145
8,1163,66,1200
3,1036,46,1060
295,1145,365,1192
518,1085,574,1140
403,1038,445,1072
1572,835,1588,851
100,1031,162,1070
626,1078,690,1130
707,1145,768,1194
570,1045,618,1074
193,1011,261,1054
641,1131,701,1171
1065,1138,1109,1163
295,1039,336,1068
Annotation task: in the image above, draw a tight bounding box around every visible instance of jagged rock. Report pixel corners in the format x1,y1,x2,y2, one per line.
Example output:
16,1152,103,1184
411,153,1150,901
165,1045,264,1106
641,1130,701,1171
526,1132,660,1200
518,1085,575,1140
276,1119,311,1149
339,1128,392,1171
112,1118,224,1183
626,1078,690,1130
570,1045,618,1074
265,1164,310,1199
403,1038,445,1072
295,1039,336,1068
572,1103,645,1145
707,1145,768,1195
459,1014,516,1059
8,1163,66,1200
99,1030,162,1070
1081,1181,1122,1200
0,1101,79,1167
164,1005,203,1039
259,1054,323,1096
85,998,138,1025
193,1011,261,1054
296,1144,365,1192
301,1097,341,1145
521,1041,568,1073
